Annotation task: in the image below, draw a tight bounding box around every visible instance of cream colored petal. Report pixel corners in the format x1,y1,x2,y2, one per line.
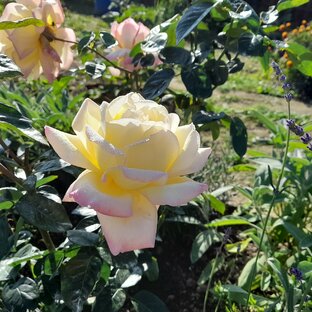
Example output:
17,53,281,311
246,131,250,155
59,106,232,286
168,113,180,132
41,0,65,27
0,3,32,22
97,194,157,255
72,98,101,135
64,170,133,218
16,0,41,10
45,126,94,170
104,166,167,190
85,126,125,171
9,26,40,59
125,130,179,171
40,47,59,82
141,176,207,206
51,28,76,70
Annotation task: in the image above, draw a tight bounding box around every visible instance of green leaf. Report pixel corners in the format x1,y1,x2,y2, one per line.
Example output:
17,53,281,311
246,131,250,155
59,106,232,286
208,216,251,228
238,33,266,57
159,47,193,65
2,277,39,310
207,194,225,215
15,193,72,232
197,257,224,285
165,216,201,225
142,69,175,99
78,32,96,54
34,158,70,173
99,31,117,48
298,261,312,278
61,248,102,312
238,255,266,289
191,229,221,263
35,175,58,188
267,258,290,291
141,32,168,53
0,54,22,79
43,251,64,276
176,1,213,44
181,66,212,98
277,0,309,12
192,110,226,124
0,17,45,30
225,238,252,253
67,230,99,246
85,62,106,79
260,6,279,24
0,102,47,144
260,271,271,291
230,117,247,157
92,287,126,312
206,60,228,86
281,221,312,248
0,216,12,259
132,290,169,312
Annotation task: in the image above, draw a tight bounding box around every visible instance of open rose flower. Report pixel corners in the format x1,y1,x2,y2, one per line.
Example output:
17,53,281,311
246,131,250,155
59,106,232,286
45,93,211,255
107,17,159,73
0,0,76,82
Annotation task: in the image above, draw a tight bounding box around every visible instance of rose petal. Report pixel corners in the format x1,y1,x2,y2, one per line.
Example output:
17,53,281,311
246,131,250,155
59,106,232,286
133,22,150,45
45,126,94,170
9,26,41,59
170,126,209,175
125,130,179,171
105,166,167,190
85,125,125,171
64,170,133,218
72,98,101,135
141,176,207,206
52,28,76,70
115,18,141,49
97,194,157,255
0,3,32,22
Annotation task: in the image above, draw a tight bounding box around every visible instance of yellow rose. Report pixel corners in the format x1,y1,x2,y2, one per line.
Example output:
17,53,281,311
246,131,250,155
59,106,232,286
45,93,211,255
0,0,76,82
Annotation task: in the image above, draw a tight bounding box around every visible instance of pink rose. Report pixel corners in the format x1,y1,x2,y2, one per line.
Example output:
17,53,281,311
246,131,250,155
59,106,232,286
0,0,76,82
107,18,159,73
45,93,211,255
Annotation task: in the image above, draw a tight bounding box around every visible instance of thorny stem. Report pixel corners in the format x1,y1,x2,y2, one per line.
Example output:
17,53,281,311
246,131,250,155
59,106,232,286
53,37,132,74
39,229,55,252
245,100,291,310
0,163,23,186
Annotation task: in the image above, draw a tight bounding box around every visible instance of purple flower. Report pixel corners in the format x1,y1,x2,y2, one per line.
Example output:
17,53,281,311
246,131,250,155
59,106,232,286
284,92,293,102
301,133,312,144
307,142,312,151
289,267,303,281
286,119,304,136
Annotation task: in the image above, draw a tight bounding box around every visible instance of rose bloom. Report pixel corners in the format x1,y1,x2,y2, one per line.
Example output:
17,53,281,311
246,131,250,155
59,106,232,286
0,0,76,82
45,93,211,255
107,17,158,73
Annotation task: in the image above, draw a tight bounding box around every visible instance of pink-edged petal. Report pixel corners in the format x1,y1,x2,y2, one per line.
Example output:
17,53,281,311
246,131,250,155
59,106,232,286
16,0,41,10
44,126,94,170
105,166,167,190
9,26,40,59
72,98,101,135
64,170,133,217
51,28,76,70
40,47,59,82
125,130,179,171
85,125,125,171
115,18,140,49
133,22,150,45
0,3,32,22
141,176,208,206
97,194,157,255
42,0,65,27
